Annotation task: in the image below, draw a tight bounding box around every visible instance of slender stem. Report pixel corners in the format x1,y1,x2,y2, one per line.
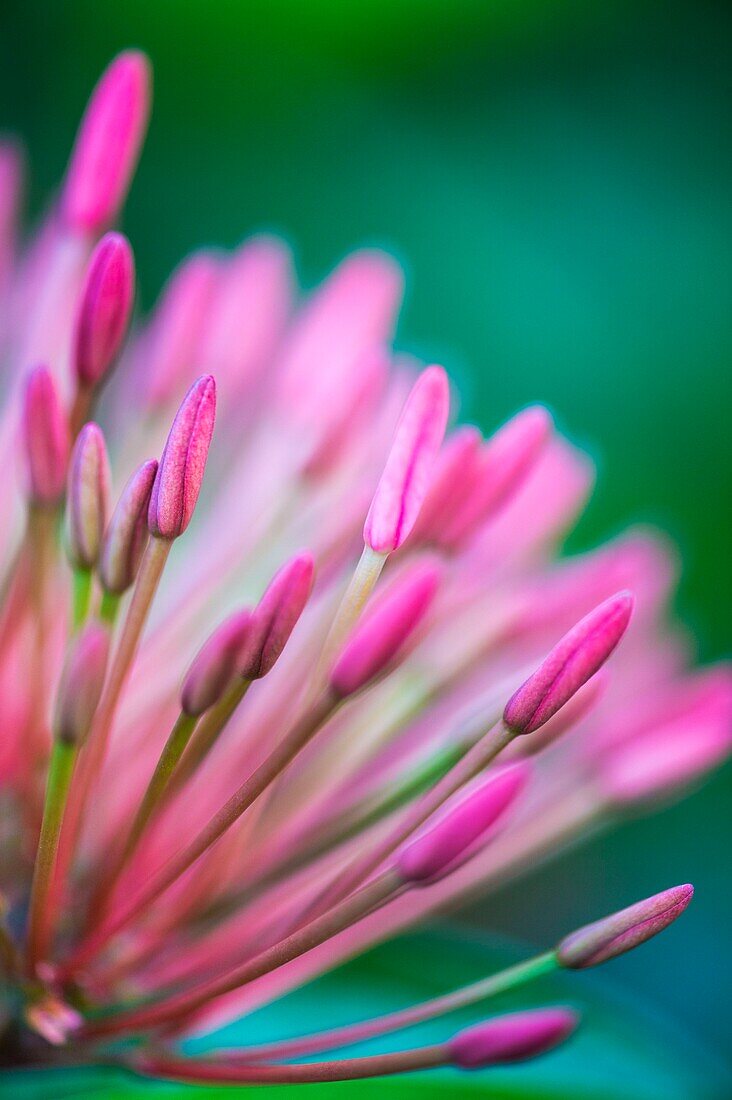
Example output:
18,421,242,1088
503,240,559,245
62,691,338,975
137,1043,446,1084
0,895,20,979
99,590,120,626
166,679,250,796
71,568,92,633
52,538,171,932
91,712,199,918
26,507,58,771
83,869,401,1038
239,951,559,1062
26,740,77,972
316,545,386,679
298,718,515,927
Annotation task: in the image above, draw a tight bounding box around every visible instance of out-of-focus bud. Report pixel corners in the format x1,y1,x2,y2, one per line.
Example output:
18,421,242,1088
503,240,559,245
53,624,110,745
21,366,70,508
396,763,529,885
148,375,216,540
504,592,634,735
144,251,220,409
99,458,157,594
73,232,135,390
276,250,402,428
557,884,694,968
329,560,440,698
66,422,111,569
237,553,315,680
408,425,483,544
62,51,151,234
599,672,732,806
364,365,450,554
440,406,552,549
181,610,252,717
448,1008,578,1069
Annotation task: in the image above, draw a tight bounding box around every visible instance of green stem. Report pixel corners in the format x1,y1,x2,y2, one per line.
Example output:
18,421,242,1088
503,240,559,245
26,740,77,972
71,568,92,633
92,712,199,917
234,951,559,1063
99,589,121,627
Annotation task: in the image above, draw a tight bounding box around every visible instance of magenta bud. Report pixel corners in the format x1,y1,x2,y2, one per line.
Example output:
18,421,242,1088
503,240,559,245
329,560,441,698
99,459,158,594
237,553,315,680
66,423,111,569
181,610,252,717
62,51,151,234
557,884,694,969
21,366,70,508
441,406,552,548
504,591,634,735
148,375,216,540
449,1008,578,1069
396,764,529,885
364,365,450,554
73,232,135,389
53,624,110,745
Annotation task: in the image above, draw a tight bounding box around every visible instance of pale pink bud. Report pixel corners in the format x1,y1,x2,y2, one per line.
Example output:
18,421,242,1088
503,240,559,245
148,375,216,540
441,406,552,548
600,675,732,806
62,51,151,234
504,591,634,735
99,459,158,594
448,1008,578,1069
237,553,315,680
73,232,135,388
66,423,111,569
557,884,694,969
276,250,403,424
330,561,441,698
409,425,483,544
53,624,110,745
397,764,529,885
21,366,70,507
181,610,252,717
364,366,450,554
145,251,220,409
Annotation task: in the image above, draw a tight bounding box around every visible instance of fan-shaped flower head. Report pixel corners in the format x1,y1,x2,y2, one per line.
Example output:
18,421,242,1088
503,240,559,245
0,52,727,1087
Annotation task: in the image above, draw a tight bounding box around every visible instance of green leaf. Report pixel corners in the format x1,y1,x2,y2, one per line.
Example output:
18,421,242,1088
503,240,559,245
1,928,727,1099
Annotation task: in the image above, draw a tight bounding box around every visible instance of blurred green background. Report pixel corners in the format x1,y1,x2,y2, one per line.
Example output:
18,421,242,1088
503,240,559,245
1,0,729,1072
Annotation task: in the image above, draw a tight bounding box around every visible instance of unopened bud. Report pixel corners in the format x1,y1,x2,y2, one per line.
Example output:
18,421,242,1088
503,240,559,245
99,459,157,594
557,884,694,969
53,624,110,745
73,232,135,389
66,423,111,569
448,1008,578,1069
21,366,69,508
237,553,315,680
181,610,252,717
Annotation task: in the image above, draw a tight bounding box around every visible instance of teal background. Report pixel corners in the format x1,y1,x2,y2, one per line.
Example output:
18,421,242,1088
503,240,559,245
1,0,730,1082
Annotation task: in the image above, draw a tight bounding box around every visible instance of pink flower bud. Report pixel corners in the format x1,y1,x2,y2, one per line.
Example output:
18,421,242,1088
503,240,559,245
441,406,552,549
99,459,157,594
181,610,252,717
396,764,528,884
237,553,315,680
53,624,110,745
66,422,111,569
504,591,634,735
600,674,732,806
145,251,220,409
557,884,694,969
21,366,70,508
148,375,216,540
329,560,441,698
448,1008,578,1069
409,425,483,544
364,366,450,554
62,51,151,234
73,232,135,389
